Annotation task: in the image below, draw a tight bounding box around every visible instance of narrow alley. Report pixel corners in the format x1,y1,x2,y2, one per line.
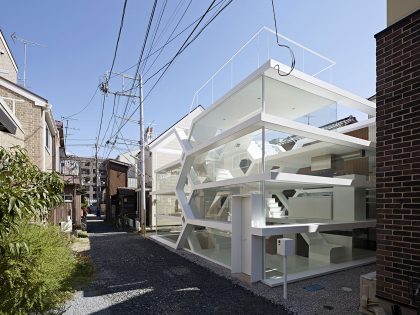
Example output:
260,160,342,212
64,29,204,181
64,216,292,315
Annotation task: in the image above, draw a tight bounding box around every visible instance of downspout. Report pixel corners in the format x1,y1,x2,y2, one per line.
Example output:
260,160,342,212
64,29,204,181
41,108,46,171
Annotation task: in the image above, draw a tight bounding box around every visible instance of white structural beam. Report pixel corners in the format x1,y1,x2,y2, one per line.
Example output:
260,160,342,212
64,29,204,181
150,189,176,196
186,218,232,232
251,219,376,237
192,171,353,191
262,113,374,151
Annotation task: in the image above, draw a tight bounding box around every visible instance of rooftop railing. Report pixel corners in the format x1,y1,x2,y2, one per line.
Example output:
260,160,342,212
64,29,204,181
189,26,336,112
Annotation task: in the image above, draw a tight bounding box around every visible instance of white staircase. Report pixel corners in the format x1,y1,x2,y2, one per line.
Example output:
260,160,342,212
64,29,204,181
301,232,345,263
215,169,233,181
266,198,286,218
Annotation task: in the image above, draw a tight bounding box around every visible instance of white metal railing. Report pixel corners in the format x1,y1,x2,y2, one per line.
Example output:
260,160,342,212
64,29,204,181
189,26,336,112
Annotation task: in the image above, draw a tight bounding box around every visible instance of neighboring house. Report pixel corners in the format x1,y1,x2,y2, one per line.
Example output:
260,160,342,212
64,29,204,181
103,159,130,220
0,29,18,83
0,29,59,172
115,149,140,188
0,95,24,148
150,40,377,286
374,2,420,314
54,123,82,228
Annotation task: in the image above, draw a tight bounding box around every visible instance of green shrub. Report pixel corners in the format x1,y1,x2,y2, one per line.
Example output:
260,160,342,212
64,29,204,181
0,224,77,314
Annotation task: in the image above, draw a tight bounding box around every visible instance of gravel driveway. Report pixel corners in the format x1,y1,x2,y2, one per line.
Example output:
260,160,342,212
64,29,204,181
64,217,291,314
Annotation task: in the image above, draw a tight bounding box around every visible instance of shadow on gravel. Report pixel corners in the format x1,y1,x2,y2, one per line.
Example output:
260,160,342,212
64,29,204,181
79,217,292,315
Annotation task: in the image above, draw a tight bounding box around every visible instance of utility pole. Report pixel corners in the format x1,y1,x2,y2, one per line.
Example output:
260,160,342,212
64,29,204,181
95,142,100,210
100,71,146,236
139,75,146,237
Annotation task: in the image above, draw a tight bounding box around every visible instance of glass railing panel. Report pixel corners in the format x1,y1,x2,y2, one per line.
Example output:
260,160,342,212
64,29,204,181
189,77,262,146
190,129,263,185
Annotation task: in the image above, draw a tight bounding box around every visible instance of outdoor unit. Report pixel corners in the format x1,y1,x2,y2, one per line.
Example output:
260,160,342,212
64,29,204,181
63,194,73,203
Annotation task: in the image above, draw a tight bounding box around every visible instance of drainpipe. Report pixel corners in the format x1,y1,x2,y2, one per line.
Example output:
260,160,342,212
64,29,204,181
41,108,46,171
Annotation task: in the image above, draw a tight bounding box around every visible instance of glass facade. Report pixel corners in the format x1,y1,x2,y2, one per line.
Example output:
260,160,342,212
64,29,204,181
189,182,261,222
264,228,376,279
152,63,376,285
183,226,231,267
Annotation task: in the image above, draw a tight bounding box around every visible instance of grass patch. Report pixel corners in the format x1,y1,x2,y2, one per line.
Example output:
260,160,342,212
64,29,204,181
70,253,95,291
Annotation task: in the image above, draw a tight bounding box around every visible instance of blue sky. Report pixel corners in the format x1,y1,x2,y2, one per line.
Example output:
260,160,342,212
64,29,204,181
1,0,386,158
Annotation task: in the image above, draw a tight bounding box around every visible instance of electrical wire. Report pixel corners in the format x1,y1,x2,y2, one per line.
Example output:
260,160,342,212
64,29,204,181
144,0,231,85
104,0,158,157
140,0,168,74
271,0,295,76
109,0,226,81
114,0,158,138
107,0,128,82
107,0,232,142
143,0,193,76
62,85,99,119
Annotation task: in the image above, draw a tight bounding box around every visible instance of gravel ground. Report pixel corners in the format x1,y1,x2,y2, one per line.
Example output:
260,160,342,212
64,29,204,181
151,237,375,315
64,216,292,315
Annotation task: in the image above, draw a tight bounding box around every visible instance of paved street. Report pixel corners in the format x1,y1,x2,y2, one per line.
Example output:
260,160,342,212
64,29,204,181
65,216,292,314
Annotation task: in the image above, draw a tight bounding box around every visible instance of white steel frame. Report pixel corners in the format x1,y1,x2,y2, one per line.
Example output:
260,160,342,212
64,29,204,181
151,59,376,286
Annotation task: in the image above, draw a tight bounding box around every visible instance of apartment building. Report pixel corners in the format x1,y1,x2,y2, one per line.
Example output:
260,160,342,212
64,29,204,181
77,156,107,204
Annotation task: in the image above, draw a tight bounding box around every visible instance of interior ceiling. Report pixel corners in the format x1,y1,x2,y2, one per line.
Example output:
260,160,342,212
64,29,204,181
264,76,336,121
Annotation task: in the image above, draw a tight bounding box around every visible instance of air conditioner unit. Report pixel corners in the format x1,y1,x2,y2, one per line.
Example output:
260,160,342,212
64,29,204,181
63,195,73,203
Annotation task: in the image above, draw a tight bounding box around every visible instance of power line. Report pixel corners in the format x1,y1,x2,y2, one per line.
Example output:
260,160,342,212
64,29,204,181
62,85,99,119
143,0,193,76
106,0,232,143
113,0,158,142
144,0,230,85
140,0,168,74
271,0,295,76
110,0,226,81
107,0,128,82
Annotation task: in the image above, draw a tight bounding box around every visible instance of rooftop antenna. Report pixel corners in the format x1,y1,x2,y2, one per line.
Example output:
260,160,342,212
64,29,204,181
11,32,46,87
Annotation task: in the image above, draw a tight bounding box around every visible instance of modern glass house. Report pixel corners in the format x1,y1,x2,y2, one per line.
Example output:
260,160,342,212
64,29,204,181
150,32,376,286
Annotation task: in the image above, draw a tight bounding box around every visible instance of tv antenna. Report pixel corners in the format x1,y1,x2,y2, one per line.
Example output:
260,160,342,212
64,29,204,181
10,32,46,87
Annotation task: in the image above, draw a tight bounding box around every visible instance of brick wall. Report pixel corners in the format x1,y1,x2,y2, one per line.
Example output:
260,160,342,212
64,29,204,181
375,9,420,308
0,85,44,168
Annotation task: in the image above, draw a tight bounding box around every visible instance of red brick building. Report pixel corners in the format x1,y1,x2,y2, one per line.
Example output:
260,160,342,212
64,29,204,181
375,4,419,314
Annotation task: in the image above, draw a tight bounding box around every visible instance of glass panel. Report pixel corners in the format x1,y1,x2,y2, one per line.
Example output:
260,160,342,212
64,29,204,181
189,182,261,222
264,228,375,279
264,129,370,178
190,129,263,185
183,226,231,267
155,195,182,244
156,166,180,191
189,77,262,146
